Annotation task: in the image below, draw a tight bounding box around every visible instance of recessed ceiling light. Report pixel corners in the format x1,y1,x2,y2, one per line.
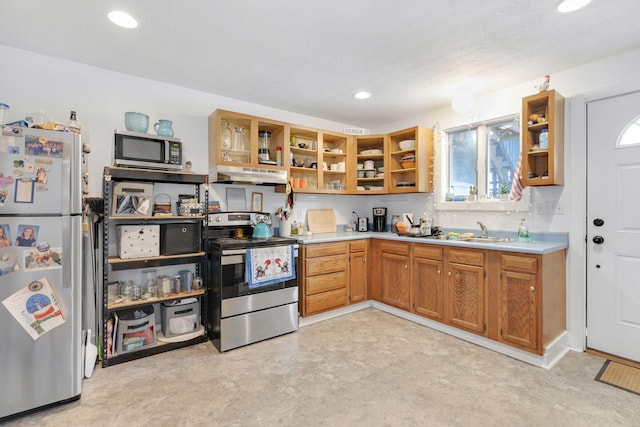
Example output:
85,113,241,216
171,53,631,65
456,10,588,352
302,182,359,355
108,11,138,29
354,91,371,100
557,0,592,13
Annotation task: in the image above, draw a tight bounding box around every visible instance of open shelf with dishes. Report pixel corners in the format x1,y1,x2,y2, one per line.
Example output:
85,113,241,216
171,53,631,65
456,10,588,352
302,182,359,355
387,126,432,193
289,126,320,191
319,130,349,193
521,90,564,186
354,134,387,193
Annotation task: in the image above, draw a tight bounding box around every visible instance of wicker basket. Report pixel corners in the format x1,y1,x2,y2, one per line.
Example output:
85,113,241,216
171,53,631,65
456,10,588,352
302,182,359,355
153,193,172,215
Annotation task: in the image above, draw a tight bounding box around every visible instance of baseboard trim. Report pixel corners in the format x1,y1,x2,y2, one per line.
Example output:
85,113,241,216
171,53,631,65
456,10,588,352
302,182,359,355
299,300,570,369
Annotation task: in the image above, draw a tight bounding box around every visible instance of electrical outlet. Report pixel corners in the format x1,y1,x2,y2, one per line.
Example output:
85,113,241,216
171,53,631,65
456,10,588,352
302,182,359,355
534,201,564,215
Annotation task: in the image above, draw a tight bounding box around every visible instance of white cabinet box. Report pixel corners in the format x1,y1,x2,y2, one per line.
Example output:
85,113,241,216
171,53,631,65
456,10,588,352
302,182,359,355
116,225,160,259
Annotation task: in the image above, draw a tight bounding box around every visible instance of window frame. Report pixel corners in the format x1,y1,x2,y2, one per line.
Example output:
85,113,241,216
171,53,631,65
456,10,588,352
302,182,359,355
434,114,530,212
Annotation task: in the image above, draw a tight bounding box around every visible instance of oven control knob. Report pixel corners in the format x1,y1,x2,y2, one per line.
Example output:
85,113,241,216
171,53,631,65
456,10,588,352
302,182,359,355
214,216,221,222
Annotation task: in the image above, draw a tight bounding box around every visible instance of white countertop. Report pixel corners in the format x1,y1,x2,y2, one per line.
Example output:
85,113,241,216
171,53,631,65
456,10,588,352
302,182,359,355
293,230,568,254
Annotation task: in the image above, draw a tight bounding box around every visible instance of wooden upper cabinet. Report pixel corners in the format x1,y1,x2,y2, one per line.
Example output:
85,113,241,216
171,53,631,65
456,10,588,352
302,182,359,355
209,109,288,170
353,134,387,194
387,126,433,193
521,90,564,186
210,110,435,194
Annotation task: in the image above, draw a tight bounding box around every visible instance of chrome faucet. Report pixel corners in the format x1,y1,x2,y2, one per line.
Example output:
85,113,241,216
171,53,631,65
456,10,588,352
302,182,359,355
477,221,488,237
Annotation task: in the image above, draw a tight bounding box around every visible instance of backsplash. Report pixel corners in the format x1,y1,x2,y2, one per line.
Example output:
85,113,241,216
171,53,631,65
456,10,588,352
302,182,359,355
208,183,568,235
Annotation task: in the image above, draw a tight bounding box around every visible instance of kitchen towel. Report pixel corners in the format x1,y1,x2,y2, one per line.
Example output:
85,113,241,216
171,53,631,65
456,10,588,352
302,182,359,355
246,245,295,289
510,155,524,201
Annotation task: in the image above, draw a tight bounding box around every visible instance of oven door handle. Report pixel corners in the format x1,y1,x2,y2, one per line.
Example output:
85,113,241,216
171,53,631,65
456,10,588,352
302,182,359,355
221,254,244,265
221,249,247,256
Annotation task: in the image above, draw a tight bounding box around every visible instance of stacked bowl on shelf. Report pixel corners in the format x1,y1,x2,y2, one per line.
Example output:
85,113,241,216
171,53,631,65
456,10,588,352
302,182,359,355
400,152,416,169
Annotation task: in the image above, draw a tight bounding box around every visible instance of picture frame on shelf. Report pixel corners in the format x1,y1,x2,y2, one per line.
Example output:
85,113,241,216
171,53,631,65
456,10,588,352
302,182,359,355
251,192,263,212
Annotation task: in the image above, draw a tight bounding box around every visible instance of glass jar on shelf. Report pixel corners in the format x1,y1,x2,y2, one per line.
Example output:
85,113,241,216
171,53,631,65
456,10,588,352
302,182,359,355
232,127,246,151
221,120,232,149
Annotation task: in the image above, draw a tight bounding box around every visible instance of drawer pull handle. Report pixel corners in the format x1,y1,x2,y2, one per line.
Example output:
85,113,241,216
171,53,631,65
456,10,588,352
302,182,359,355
530,286,535,292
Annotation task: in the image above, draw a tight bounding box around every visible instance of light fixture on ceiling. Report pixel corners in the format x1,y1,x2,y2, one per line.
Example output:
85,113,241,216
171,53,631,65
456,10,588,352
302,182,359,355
354,91,372,100
557,0,592,13
451,90,475,114
108,11,138,28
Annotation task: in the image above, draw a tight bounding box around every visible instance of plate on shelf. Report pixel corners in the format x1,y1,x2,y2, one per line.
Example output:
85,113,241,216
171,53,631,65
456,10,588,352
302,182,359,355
360,149,383,155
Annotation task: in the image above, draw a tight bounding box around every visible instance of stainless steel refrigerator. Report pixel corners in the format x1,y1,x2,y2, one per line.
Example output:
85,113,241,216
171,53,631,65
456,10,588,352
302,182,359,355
0,126,83,419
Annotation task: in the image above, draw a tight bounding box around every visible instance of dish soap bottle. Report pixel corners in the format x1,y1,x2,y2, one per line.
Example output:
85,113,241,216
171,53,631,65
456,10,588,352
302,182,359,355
517,217,531,243
446,186,455,201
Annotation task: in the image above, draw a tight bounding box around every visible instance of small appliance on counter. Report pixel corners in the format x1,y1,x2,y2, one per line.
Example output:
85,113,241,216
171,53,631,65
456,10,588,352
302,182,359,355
373,207,387,232
357,217,368,232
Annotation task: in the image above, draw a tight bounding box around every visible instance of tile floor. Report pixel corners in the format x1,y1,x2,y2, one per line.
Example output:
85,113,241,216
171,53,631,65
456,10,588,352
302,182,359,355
5,308,640,426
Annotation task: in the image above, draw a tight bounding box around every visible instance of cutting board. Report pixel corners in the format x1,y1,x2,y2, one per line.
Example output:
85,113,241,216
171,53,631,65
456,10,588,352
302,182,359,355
307,209,336,233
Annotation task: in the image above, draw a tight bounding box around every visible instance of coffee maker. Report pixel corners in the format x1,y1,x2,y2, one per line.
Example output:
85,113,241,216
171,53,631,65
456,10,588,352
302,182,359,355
372,207,387,232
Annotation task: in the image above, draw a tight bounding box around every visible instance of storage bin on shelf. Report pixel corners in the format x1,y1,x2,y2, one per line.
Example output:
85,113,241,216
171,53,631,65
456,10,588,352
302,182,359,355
160,223,201,255
116,225,160,259
161,298,201,338
112,182,153,216
116,306,157,354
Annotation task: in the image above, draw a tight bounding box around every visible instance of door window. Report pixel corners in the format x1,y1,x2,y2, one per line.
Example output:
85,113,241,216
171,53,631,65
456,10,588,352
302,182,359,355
617,114,640,147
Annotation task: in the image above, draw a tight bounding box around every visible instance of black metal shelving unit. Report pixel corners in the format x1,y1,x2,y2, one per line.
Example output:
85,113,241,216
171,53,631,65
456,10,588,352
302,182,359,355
101,167,209,367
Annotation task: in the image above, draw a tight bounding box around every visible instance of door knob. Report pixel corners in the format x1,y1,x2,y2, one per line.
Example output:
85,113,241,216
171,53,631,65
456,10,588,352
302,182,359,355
593,218,604,227
593,236,605,244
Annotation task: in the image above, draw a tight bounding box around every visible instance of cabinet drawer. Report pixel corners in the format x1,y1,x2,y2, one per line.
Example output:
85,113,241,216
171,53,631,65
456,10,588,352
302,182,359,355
350,240,367,253
501,254,538,274
448,248,485,266
413,244,443,260
305,242,348,258
379,240,410,255
306,288,347,314
306,271,347,295
305,254,347,276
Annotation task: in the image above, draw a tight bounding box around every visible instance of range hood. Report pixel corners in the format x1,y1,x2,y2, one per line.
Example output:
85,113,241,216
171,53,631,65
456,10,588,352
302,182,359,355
213,164,288,185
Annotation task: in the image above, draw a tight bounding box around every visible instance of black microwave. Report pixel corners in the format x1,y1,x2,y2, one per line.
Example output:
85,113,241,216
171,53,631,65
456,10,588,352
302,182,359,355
114,130,183,170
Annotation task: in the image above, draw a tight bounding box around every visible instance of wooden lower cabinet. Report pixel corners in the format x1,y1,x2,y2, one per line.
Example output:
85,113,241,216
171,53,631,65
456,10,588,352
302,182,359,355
308,238,566,355
349,240,368,303
378,241,411,311
489,250,566,354
445,248,487,335
412,245,444,321
301,242,349,316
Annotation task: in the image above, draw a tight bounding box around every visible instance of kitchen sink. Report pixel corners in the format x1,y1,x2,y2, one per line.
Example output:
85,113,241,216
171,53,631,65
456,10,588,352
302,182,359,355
460,236,512,243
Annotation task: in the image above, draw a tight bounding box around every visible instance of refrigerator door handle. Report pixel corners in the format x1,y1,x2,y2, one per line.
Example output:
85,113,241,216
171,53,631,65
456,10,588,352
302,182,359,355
64,215,83,289
69,133,83,214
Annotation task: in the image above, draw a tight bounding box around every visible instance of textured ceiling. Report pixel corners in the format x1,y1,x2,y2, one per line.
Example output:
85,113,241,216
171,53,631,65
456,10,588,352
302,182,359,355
1,0,639,128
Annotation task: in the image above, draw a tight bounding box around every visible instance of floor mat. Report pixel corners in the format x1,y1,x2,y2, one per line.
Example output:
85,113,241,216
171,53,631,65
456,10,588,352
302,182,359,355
595,360,640,395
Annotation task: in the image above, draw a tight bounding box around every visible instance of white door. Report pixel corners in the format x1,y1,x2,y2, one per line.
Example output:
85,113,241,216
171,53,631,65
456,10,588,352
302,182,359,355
587,90,640,362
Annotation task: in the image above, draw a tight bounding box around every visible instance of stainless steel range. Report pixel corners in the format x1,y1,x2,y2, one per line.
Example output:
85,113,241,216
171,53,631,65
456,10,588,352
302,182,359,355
206,212,299,352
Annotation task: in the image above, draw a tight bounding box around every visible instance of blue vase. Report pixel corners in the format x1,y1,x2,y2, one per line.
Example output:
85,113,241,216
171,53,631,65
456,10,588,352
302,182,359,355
154,119,174,137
